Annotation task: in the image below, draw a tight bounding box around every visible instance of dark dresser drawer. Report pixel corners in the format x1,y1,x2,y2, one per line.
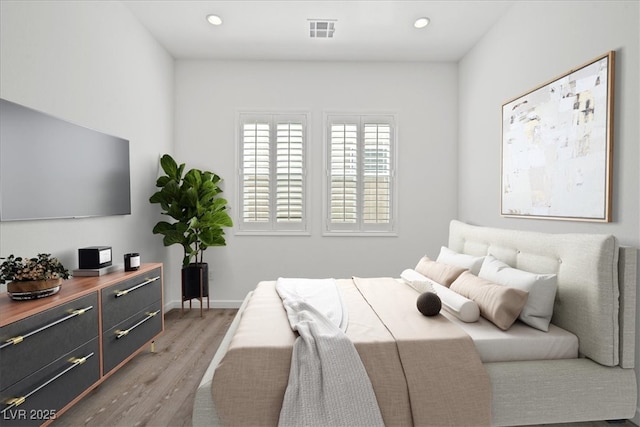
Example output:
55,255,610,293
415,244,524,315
0,338,100,427
101,268,162,332
102,300,163,375
0,292,98,391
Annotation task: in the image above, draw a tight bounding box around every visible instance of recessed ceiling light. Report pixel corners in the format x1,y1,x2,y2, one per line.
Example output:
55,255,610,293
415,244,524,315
206,14,223,26
414,17,430,29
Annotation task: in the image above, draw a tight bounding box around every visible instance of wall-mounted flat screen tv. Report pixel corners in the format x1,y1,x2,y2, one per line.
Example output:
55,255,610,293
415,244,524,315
0,98,131,221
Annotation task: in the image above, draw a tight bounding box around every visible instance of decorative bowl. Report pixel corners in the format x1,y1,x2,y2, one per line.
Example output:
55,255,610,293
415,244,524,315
7,278,62,301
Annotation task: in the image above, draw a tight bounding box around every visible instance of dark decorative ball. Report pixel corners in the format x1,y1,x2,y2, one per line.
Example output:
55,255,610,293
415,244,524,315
417,292,441,316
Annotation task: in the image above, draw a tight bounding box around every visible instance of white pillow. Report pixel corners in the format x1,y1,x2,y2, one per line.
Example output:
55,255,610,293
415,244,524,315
436,246,485,275
478,254,557,332
401,269,480,323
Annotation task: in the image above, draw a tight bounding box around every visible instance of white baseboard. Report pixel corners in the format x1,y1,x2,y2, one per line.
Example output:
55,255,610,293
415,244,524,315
164,299,244,313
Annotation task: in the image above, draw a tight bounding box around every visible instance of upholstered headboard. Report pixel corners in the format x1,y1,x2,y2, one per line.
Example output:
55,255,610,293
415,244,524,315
448,220,637,368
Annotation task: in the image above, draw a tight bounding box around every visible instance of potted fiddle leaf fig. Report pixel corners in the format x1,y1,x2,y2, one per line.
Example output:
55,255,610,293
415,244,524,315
149,154,233,305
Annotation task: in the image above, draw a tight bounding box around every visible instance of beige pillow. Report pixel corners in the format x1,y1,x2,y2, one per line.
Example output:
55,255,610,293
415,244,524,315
450,271,529,330
414,256,467,287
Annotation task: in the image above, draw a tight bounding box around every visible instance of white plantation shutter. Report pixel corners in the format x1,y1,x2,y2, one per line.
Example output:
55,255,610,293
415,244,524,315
326,114,396,234
363,123,391,224
242,122,270,223
330,123,358,224
276,123,304,223
239,113,307,233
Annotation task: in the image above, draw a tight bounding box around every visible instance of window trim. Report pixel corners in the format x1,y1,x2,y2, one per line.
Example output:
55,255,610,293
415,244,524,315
323,112,398,237
236,111,310,236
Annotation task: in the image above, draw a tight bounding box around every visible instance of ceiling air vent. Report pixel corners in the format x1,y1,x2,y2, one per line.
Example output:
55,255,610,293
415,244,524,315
309,19,336,38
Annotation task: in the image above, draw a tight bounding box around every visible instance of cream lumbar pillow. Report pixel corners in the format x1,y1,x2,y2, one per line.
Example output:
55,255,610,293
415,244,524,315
430,281,480,323
436,247,485,276
450,271,528,331
414,255,467,287
478,255,558,332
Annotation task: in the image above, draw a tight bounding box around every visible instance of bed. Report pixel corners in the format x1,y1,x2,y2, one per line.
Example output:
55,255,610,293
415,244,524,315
193,220,638,426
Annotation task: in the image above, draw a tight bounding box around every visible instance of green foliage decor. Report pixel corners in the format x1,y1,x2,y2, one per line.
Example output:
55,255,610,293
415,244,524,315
0,254,70,284
149,154,233,267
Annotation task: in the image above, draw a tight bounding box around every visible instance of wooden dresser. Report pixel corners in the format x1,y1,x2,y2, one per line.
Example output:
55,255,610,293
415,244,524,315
0,263,163,426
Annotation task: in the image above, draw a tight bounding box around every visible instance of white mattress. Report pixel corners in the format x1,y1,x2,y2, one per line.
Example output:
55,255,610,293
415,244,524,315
441,310,579,363
394,277,579,363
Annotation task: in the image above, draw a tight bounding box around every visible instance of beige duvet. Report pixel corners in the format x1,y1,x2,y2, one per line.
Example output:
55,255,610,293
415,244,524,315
211,277,491,426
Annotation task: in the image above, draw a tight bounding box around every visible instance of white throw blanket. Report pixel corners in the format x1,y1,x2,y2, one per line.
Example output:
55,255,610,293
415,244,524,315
275,278,384,427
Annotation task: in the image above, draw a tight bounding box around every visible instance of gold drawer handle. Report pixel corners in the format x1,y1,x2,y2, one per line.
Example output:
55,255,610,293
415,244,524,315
0,352,94,416
0,306,94,350
115,276,160,298
114,310,161,340
5,336,24,346
69,356,88,365
115,329,129,339
5,396,25,407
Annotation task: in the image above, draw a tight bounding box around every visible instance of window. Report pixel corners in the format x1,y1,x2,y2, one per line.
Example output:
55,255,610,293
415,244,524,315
238,113,308,233
325,114,396,235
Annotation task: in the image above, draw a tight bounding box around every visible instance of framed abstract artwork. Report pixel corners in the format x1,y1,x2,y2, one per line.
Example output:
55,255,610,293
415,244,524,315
501,51,615,222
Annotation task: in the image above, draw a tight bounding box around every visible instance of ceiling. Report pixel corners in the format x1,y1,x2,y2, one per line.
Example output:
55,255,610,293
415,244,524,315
122,1,513,62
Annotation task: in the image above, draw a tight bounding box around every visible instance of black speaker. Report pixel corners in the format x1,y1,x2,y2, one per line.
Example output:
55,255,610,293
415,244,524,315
78,246,112,269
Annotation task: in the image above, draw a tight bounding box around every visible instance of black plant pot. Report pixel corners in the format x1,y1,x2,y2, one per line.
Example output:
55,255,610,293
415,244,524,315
181,263,209,301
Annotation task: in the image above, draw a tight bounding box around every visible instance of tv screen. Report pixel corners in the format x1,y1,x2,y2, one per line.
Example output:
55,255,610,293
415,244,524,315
0,98,131,221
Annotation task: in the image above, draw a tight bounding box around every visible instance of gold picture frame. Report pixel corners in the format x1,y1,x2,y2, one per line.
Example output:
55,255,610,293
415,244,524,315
501,51,615,222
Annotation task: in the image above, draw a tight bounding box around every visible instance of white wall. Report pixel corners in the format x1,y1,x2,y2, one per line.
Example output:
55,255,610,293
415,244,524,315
458,1,639,240
4,1,639,419
0,1,175,295
172,60,458,305
458,0,640,422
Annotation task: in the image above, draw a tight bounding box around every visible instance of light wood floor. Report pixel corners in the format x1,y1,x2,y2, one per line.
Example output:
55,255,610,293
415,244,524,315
52,308,636,427
52,308,237,427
